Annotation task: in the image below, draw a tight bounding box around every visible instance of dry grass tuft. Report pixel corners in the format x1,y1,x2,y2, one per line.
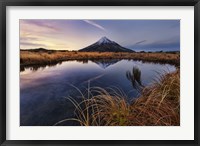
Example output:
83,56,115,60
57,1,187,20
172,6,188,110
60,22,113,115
128,70,180,126
55,70,180,126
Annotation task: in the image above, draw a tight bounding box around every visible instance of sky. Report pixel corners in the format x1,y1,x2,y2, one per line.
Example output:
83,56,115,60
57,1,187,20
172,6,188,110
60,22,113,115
20,19,180,52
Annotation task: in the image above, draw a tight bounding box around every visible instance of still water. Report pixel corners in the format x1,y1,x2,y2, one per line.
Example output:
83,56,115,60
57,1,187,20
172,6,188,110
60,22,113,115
20,59,176,126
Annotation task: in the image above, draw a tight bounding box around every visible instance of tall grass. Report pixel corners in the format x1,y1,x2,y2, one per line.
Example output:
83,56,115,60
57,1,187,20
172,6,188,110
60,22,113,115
128,70,180,126
54,70,180,126
21,51,180,67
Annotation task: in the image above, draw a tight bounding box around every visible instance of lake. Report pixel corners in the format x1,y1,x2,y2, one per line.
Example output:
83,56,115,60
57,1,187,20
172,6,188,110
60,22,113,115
20,59,176,126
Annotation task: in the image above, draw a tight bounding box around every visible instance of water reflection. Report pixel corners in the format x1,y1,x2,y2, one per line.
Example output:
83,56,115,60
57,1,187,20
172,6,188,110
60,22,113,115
91,59,121,69
20,61,63,72
20,59,176,126
126,66,144,91
20,59,121,72
76,60,89,64
21,59,177,73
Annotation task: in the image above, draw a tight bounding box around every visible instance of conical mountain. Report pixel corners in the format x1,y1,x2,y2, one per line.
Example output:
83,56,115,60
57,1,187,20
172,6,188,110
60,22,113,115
79,37,134,52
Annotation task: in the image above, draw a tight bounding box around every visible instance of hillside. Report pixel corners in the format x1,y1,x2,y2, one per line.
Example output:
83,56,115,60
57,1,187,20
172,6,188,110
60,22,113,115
79,37,134,52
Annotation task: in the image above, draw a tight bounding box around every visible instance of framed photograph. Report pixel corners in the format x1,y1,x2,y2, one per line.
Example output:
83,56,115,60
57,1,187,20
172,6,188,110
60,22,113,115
0,0,199,145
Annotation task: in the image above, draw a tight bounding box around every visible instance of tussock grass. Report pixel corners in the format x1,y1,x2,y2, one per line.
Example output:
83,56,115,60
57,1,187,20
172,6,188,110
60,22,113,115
55,70,180,126
128,70,180,126
21,51,180,67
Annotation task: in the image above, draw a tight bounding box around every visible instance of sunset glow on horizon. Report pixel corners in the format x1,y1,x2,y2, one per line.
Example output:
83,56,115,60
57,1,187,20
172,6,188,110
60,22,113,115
20,19,180,52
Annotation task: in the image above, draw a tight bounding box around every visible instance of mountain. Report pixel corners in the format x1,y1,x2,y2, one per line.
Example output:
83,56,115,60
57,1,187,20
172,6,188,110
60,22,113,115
20,48,69,52
79,37,134,52
21,48,49,52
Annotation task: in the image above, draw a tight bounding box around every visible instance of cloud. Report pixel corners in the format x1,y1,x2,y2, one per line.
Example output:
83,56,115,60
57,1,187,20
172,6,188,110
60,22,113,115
134,40,147,45
83,20,106,31
20,37,70,50
21,20,60,32
169,22,180,29
20,42,47,48
127,37,180,51
147,37,180,49
127,40,147,49
20,37,40,42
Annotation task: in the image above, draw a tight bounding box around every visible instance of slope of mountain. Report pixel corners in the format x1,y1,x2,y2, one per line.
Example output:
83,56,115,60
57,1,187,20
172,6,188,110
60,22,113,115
79,37,134,52
21,48,49,52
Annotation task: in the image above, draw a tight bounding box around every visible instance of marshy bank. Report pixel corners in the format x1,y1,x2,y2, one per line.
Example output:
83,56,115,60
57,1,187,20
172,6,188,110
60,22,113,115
20,51,180,67
20,51,180,126
54,69,180,126
20,59,178,126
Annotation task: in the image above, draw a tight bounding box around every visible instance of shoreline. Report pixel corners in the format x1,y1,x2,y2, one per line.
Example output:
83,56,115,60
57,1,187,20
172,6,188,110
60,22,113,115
20,51,180,67
20,50,180,126
55,69,180,126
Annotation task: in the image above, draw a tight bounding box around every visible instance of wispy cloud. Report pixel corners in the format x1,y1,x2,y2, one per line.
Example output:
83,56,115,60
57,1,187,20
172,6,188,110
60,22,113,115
83,20,106,31
134,40,147,45
20,42,47,48
21,20,60,32
127,37,180,51
20,37,41,42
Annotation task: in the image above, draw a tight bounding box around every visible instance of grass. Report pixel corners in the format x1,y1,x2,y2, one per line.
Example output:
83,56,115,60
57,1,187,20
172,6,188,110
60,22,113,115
20,50,180,126
20,51,180,67
54,69,180,126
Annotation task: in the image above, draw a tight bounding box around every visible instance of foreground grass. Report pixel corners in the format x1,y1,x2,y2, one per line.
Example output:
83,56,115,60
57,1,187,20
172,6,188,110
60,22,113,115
55,70,180,126
20,51,180,67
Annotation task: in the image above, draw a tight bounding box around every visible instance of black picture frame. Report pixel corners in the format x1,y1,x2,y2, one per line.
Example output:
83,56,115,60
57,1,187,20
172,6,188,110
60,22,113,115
0,0,199,145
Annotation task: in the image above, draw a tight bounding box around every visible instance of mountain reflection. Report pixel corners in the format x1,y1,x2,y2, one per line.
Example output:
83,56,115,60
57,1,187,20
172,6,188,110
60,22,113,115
91,59,121,69
76,60,89,64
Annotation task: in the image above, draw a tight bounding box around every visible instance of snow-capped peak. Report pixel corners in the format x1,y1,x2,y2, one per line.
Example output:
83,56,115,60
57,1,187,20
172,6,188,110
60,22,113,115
97,37,114,45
